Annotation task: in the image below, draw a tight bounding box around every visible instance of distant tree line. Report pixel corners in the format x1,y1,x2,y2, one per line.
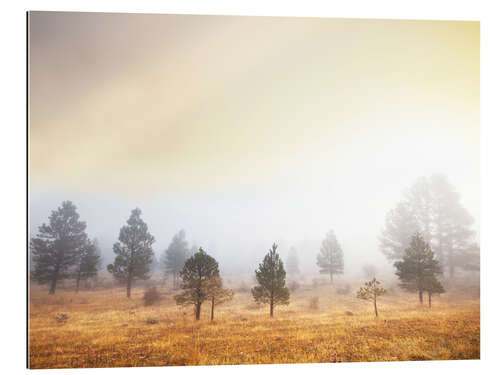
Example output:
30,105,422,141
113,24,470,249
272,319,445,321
30,174,476,319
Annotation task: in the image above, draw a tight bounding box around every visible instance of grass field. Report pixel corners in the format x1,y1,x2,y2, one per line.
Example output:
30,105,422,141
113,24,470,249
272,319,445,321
28,280,480,369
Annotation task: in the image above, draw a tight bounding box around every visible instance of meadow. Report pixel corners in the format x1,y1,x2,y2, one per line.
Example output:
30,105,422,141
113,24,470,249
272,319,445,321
28,278,480,369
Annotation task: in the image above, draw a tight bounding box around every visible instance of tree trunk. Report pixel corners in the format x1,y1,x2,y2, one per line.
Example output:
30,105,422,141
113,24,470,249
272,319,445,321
270,299,274,318
195,303,201,320
49,277,57,295
428,292,432,308
126,277,132,298
211,296,215,322
418,289,423,304
172,272,176,290
374,296,378,317
329,272,333,284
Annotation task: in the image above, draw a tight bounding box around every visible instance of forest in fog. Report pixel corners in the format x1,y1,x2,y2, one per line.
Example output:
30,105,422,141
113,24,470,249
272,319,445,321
30,173,480,299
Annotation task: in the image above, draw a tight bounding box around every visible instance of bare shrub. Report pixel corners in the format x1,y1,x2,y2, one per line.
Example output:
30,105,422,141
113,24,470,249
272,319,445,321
309,296,320,310
143,286,161,306
146,317,159,324
55,312,69,324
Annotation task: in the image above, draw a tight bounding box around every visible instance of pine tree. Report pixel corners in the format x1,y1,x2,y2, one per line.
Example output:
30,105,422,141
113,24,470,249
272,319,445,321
30,201,88,294
107,208,155,297
428,174,475,277
422,275,445,307
456,243,480,272
252,243,290,317
174,248,220,320
356,278,387,317
379,201,420,261
286,246,300,276
316,230,344,283
405,177,433,243
204,276,234,321
162,229,189,289
394,233,442,304
380,174,477,278
75,238,101,292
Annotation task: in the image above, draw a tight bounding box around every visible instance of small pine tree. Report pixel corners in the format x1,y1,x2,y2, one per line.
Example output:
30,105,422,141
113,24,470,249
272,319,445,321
286,246,300,276
75,238,101,292
107,208,155,297
422,275,445,307
356,278,386,316
174,248,220,320
252,243,290,317
316,230,344,283
30,201,88,294
204,276,234,321
394,233,442,304
162,229,189,289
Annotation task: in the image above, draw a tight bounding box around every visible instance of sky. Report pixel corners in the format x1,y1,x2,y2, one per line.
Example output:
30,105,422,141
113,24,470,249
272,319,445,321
28,12,479,277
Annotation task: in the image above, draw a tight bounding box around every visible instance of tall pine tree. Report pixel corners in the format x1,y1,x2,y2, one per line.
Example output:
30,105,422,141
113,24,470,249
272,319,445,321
30,201,88,294
394,233,442,304
75,238,101,292
162,229,189,289
174,248,220,320
428,174,475,277
316,230,344,283
252,243,290,317
107,208,155,297
380,174,477,278
379,201,419,261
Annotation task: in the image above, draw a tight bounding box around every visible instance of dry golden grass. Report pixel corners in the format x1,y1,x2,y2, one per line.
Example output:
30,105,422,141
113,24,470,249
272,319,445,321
28,282,479,369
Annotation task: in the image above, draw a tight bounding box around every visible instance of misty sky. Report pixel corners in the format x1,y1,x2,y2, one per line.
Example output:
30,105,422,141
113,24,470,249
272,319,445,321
28,12,479,276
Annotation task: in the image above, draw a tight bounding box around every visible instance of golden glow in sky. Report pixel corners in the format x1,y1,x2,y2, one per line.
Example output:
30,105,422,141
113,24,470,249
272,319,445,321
28,12,480,270
29,12,478,206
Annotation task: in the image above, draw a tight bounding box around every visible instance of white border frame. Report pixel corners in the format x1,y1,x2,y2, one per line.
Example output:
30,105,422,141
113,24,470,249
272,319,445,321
2,1,498,374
